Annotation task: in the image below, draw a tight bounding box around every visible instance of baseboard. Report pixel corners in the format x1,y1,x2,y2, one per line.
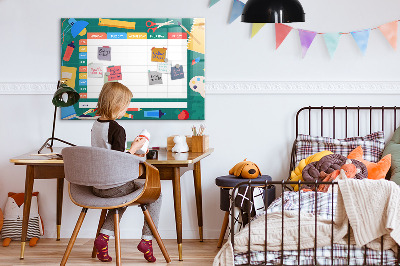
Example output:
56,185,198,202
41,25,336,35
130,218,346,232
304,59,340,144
1,81,400,95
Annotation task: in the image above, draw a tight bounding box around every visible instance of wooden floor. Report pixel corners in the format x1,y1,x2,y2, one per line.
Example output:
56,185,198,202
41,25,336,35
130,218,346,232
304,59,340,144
0,239,221,265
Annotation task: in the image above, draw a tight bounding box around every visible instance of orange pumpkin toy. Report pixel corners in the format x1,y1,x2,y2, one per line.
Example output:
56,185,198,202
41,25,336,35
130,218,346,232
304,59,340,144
229,159,261,179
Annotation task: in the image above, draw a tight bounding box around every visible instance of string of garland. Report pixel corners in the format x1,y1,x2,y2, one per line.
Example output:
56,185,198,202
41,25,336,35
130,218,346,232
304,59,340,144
209,0,399,58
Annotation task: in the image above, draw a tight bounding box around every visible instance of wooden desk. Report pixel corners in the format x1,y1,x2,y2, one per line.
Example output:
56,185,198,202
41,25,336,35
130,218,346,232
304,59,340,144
10,147,213,261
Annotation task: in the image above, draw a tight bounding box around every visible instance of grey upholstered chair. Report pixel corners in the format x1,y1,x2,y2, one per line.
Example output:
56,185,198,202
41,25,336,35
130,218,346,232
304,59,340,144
60,146,171,265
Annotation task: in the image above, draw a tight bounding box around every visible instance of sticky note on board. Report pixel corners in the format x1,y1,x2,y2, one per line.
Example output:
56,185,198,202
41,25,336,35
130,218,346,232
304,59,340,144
98,46,111,61
107,66,122,81
157,61,172,73
151,47,167,62
61,72,73,79
60,66,77,89
148,71,163,85
171,65,184,80
88,63,104,78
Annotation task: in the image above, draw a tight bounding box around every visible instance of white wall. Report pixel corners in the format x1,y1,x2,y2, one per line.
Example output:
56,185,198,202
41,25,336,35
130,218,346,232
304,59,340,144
1,0,400,239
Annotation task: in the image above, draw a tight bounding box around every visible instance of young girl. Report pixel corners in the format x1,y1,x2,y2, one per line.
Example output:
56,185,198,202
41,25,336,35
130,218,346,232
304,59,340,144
91,82,162,263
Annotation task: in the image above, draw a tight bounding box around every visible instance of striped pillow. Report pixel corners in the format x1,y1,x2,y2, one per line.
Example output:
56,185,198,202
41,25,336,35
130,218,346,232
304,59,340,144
294,131,385,166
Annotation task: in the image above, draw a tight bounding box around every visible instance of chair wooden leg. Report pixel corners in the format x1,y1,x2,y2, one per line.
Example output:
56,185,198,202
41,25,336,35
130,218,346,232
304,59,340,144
91,209,108,258
217,211,230,248
60,208,88,266
114,210,121,266
141,205,171,263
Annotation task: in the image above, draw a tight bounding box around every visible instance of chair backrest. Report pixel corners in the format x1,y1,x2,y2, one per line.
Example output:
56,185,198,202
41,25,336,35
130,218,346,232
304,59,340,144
62,146,145,187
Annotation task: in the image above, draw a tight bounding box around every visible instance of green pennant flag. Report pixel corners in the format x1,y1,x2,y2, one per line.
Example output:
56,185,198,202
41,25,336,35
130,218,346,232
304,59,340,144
209,0,221,7
251,23,266,38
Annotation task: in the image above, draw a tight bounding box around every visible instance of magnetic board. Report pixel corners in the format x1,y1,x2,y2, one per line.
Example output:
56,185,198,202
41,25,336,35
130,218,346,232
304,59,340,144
60,18,205,120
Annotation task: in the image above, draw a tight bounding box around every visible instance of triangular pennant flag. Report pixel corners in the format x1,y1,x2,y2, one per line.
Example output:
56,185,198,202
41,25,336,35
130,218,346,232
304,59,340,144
323,33,341,58
209,0,220,7
229,0,245,24
275,23,293,49
251,23,266,38
298,29,317,58
351,29,370,55
378,21,397,50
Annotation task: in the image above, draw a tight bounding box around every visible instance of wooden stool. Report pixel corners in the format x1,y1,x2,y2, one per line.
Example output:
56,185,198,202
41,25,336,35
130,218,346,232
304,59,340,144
215,175,275,248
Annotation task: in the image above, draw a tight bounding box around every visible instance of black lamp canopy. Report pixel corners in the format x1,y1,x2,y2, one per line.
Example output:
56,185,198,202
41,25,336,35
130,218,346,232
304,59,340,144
241,0,305,23
52,81,80,107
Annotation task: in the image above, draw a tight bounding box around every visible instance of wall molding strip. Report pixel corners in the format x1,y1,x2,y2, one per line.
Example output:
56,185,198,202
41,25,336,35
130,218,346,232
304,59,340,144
1,81,400,95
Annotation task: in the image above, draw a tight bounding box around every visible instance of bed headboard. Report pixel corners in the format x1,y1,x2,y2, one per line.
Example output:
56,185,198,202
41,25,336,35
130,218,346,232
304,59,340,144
290,106,400,179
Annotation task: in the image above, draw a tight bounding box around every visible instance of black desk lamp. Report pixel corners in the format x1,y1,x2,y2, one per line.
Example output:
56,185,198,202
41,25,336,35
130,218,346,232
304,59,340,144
241,0,305,23
38,80,80,154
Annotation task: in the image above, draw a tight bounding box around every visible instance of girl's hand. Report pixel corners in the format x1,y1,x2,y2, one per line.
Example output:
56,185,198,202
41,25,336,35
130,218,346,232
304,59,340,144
134,149,149,157
129,137,147,154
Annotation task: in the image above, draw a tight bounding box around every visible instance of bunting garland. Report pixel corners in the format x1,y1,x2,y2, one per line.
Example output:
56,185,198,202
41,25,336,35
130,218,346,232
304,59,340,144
351,29,370,55
298,30,317,58
229,0,245,24
275,23,292,49
251,23,266,38
208,1,400,58
378,21,397,50
209,0,220,7
323,33,341,58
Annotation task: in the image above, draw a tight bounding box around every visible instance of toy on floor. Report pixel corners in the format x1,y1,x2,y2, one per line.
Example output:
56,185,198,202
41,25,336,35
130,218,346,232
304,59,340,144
1,192,44,247
229,159,261,179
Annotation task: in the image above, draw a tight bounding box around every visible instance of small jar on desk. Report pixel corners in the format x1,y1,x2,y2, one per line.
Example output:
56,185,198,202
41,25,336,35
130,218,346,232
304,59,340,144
215,175,275,248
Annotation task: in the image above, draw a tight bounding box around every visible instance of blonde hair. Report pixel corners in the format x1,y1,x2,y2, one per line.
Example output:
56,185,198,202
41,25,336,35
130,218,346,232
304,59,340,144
96,82,133,120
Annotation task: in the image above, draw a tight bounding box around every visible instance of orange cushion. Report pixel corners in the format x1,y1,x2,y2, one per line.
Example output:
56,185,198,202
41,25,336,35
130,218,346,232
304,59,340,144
348,146,391,180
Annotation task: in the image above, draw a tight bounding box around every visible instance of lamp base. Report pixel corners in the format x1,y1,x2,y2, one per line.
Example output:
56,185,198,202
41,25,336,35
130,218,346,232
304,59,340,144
38,137,76,154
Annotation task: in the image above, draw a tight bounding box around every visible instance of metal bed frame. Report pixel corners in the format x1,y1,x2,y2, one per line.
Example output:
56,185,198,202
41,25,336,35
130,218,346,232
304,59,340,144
230,106,400,266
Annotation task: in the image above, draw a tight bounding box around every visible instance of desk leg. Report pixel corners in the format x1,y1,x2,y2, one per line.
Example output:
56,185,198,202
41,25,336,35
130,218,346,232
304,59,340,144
172,167,183,261
20,165,34,259
193,161,203,242
56,178,64,241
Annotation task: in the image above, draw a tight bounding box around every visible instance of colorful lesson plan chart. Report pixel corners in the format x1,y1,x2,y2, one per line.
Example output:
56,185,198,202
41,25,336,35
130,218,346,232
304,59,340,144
60,18,205,120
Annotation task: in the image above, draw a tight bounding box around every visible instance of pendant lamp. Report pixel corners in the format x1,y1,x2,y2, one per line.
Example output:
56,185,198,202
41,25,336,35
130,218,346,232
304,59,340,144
38,80,80,154
241,0,305,23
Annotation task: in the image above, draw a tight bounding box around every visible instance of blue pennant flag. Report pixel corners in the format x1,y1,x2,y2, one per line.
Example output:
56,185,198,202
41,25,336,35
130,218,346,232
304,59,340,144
209,0,221,7
229,0,245,23
323,33,341,58
351,29,371,55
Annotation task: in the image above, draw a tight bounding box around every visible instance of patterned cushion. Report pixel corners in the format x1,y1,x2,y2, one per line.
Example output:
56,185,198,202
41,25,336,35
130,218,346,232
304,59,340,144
295,131,385,166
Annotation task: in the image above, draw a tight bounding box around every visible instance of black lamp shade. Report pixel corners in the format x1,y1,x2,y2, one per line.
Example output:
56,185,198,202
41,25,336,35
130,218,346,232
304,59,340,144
241,0,305,23
52,83,80,107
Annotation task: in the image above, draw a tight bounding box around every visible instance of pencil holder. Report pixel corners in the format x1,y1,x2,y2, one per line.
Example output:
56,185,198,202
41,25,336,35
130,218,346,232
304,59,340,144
191,135,209,153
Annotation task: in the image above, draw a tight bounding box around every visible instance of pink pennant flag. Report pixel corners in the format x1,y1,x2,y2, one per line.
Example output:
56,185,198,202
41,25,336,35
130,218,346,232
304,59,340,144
378,21,398,50
275,23,293,49
298,29,317,58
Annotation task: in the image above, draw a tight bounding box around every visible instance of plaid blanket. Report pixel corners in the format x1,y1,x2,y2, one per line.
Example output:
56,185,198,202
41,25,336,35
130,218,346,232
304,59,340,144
235,244,397,265
234,191,397,265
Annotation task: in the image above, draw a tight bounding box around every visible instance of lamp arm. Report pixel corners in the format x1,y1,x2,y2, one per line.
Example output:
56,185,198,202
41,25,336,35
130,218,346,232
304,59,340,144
50,105,57,148
37,105,76,154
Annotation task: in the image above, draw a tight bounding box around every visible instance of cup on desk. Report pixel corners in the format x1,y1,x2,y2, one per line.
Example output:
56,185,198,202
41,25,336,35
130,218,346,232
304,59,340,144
146,149,158,160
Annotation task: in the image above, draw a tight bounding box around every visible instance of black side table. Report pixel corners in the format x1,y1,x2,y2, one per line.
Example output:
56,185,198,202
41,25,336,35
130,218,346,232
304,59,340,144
215,175,275,248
